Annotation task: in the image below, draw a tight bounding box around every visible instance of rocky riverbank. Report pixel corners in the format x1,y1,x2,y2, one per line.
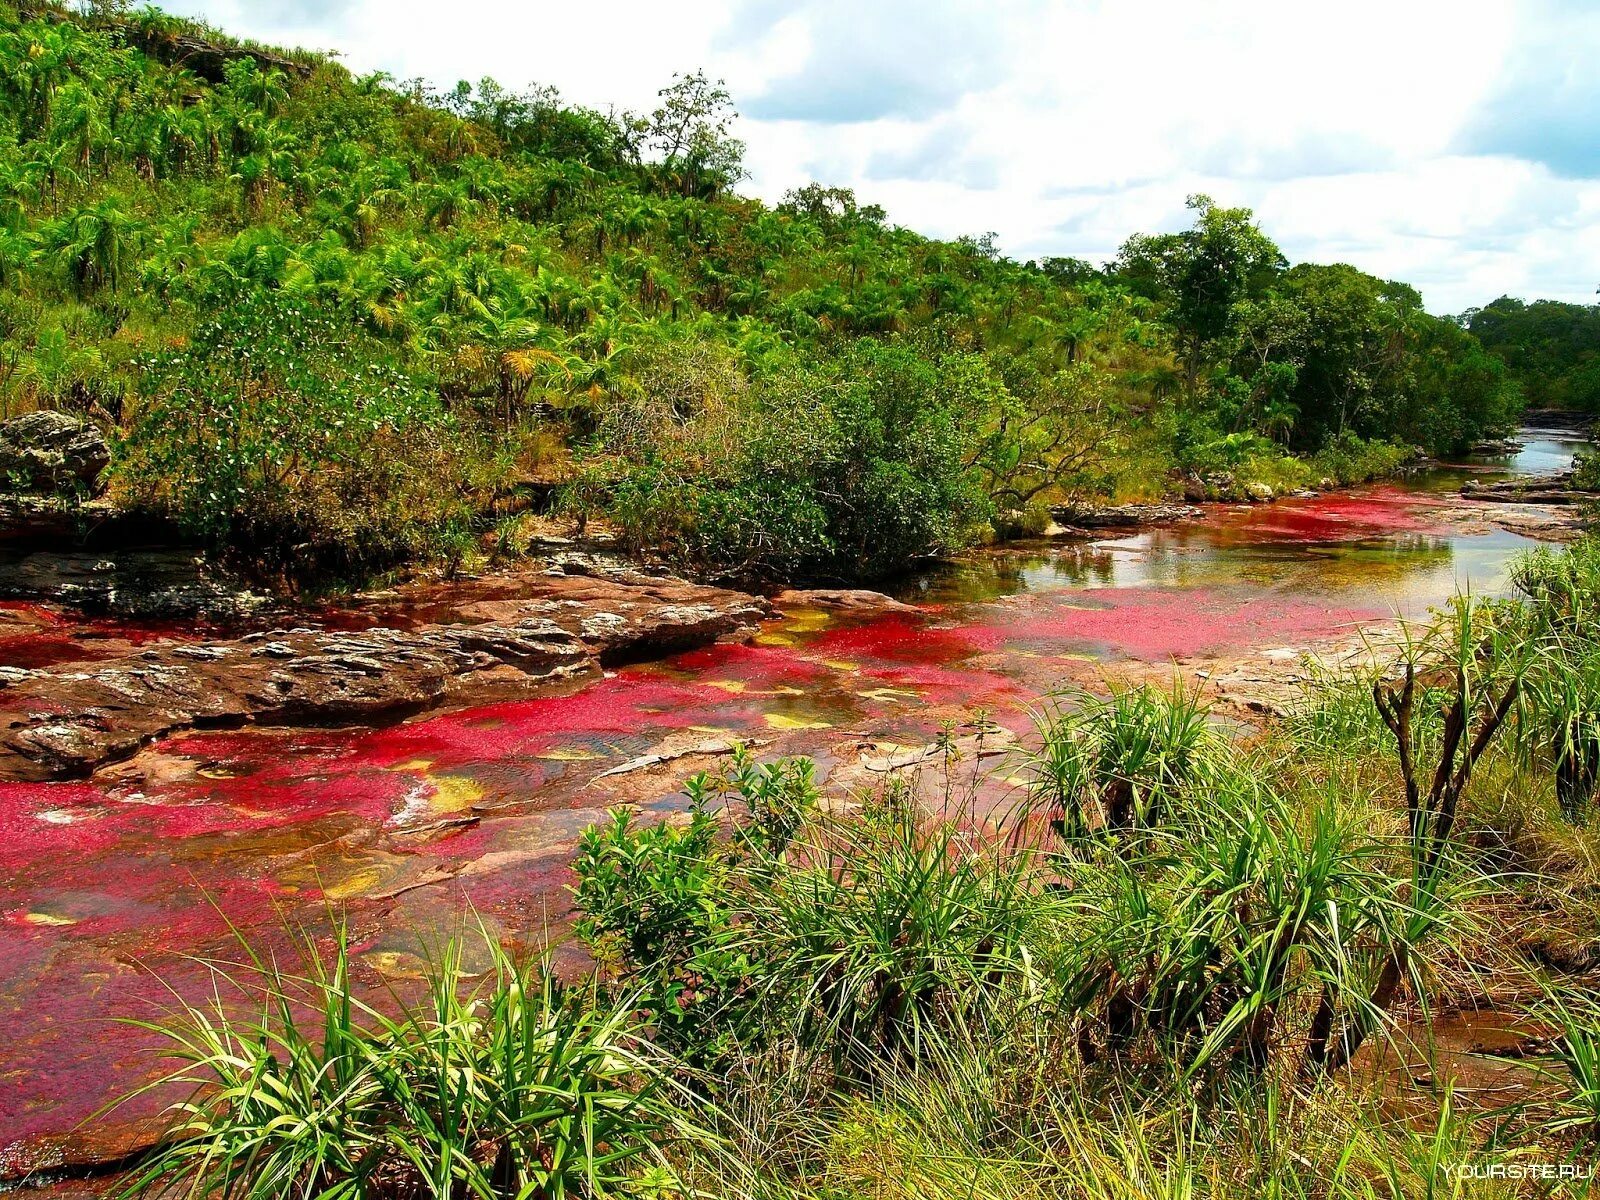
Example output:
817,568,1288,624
0,562,770,781
1461,468,1599,506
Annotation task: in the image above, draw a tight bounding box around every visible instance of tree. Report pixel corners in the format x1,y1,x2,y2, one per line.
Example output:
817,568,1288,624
1115,195,1285,398
626,70,745,199
43,199,136,296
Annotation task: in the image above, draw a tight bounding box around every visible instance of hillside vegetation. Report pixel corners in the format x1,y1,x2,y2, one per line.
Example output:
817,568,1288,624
1467,296,1600,414
0,3,1521,582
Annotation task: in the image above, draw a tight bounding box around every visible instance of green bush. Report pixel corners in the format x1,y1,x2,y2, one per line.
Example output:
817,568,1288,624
571,747,818,1063
114,284,512,576
587,337,991,581
118,931,680,1200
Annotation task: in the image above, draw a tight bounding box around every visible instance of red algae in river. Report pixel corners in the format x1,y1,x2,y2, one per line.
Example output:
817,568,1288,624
1206,488,1453,544
962,586,1385,661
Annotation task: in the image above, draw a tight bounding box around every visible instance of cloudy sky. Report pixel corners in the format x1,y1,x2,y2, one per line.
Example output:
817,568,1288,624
161,0,1599,314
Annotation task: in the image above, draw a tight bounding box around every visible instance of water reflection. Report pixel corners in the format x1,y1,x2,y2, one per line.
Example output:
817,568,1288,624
1505,428,1591,476
897,425,1586,620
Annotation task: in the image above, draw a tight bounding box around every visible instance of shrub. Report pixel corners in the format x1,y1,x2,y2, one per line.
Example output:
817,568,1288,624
1021,681,1220,840
114,284,513,577
571,747,818,1063
1509,538,1600,820
765,798,1039,1074
117,931,680,1200
585,336,991,581
574,745,1037,1077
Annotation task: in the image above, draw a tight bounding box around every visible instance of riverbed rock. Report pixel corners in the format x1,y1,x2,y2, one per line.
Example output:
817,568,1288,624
0,566,771,780
0,620,592,780
0,546,270,620
0,411,110,494
773,588,920,616
1461,470,1598,506
1245,482,1275,503
1049,501,1204,529
422,569,771,661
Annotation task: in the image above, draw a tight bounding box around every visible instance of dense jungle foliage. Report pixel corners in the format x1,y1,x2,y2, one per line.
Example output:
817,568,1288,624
1466,295,1600,414
0,3,1523,582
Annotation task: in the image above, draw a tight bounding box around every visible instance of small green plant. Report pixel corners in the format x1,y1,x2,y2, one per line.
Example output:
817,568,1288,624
571,746,818,1062
769,800,1038,1074
1022,680,1219,841
1533,991,1600,1142
115,929,678,1199
1304,599,1524,1074
1509,537,1600,821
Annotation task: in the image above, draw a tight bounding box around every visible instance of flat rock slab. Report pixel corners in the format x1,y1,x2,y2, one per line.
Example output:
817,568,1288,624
0,569,770,781
1461,470,1599,506
771,587,920,616
0,546,269,620
1049,501,1203,529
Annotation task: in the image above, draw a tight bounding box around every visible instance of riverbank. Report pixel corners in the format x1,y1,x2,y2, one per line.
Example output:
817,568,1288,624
14,531,1599,1197
0,431,1591,1182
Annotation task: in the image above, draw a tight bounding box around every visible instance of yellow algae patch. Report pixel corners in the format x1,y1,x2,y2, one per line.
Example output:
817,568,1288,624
196,763,239,780
857,687,920,704
706,679,748,693
778,607,832,633
424,774,483,814
536,747,604,762
754,631,796,647
822,660,859,672
764,713,833,731
690,725,734,735
390,758,435,773
360,949,429,979
22,911,77,927
867,741,923,757
321,867,387,900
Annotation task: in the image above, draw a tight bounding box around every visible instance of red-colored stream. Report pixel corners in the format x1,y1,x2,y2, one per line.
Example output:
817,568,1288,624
0,452,1575,1172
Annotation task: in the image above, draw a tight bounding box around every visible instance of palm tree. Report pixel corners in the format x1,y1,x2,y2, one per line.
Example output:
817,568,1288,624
52,81,107,175
424,178,474,230
43,199,135,296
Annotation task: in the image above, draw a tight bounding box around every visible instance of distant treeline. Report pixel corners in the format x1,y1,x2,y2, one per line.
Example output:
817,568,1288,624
1465,296,1600,414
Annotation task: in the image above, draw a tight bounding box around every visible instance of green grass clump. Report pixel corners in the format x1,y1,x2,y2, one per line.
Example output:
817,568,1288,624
116,933,687,1200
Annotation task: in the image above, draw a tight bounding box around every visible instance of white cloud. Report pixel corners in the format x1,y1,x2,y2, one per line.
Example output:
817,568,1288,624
160,0,1595,312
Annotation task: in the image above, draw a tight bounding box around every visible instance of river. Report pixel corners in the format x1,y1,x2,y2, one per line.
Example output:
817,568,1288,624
0,424,1588,1174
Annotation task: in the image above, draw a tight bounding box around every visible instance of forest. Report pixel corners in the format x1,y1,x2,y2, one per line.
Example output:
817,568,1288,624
1468,296,1600,414
0,2,1528,584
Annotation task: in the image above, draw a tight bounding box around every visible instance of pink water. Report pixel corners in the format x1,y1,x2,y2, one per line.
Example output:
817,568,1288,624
0,461,1571,1168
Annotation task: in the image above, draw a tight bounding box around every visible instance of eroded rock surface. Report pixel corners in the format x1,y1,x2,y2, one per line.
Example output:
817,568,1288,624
0,546,269,620
0,411,109,494
0,568,770,781
772,587,919,616
1461,470,1598,505
1049,501,1203,529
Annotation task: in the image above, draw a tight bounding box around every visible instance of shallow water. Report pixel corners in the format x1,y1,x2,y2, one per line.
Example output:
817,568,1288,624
0,429,1587,1164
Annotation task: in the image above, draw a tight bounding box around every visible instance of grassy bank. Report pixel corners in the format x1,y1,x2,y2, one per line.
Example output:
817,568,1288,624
107,537,1600,1197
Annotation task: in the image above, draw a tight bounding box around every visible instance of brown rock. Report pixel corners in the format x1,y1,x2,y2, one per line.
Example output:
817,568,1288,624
772,588,920,616
1461,471,1599,506
0,567,772,781
0,412,109,494
1049,501,1204,529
